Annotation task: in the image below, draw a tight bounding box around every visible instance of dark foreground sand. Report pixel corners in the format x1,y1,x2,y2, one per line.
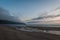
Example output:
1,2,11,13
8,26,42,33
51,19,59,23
0,25,60,40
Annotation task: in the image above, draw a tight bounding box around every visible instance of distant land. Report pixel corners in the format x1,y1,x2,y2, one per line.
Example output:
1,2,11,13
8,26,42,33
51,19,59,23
0,20,25,24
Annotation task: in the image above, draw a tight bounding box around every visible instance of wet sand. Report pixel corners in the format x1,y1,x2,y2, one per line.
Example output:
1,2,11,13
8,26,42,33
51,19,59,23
0,25,60,40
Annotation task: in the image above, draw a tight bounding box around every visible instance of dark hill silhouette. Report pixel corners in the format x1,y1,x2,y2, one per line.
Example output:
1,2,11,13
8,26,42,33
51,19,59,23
0,20,25,25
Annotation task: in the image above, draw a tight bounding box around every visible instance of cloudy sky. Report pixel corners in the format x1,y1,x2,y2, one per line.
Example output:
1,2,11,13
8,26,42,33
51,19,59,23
0,0,60,23
28,8,60,24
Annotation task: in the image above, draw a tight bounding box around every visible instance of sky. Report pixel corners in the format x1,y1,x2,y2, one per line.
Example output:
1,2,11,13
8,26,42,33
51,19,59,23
0,0,60,22
28,8,60,24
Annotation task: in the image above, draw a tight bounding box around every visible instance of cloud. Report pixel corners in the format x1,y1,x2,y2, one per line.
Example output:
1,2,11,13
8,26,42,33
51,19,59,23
0,7,21,22
54,7,60,11
31,7,60,20
27,7,60,24
31,14,60,21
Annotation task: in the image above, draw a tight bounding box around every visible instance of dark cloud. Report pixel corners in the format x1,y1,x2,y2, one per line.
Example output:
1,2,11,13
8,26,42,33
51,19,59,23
27,14,60,23
26,7,60,24
31,14,60,20
31,7,60,20
54,7,60,11
31,8,60,20
0,7,20,22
